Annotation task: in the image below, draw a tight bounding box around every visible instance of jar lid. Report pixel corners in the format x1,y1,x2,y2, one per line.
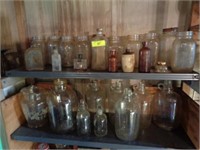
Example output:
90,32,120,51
77,35,88,41
61,35,72,41
177,31,193,37
50,35,60,40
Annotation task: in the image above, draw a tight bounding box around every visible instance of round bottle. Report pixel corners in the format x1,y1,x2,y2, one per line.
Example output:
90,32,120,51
170,31,196,73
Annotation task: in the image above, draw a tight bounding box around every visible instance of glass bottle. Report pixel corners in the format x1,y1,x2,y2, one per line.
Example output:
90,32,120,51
108,49,118,72
126,34,142,68
75,35,91,68
73,54,87,70
170,31,196,73
76,100,91,136
115,88,140,141
91,28,108,71
94,105,107,137
139,42,151,73
146,33,159,68
121,49,135,72
52,48,62,71
20,85,48,128
153,81,182,131
59,36,74,68
109,36,124,69
47,79,74,133
47,35,60,65
85,80,105,113
136,81,152,130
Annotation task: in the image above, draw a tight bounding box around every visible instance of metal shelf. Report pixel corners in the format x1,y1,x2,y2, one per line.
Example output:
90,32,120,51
5,68,199,80
11,123,194,149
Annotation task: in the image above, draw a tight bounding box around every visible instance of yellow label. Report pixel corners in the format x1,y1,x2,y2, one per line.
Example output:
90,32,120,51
91,40,106,47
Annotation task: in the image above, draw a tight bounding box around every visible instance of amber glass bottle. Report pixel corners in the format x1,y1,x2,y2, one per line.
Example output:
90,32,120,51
108,49,118,72
139,42,151,73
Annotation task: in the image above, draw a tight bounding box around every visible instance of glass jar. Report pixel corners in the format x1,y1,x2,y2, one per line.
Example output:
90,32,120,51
145,33,159,68
139,42,151,73
59,36,74,68
47,79,75,133
126,34,142,68
115,88,140,141
109,36,124,69
85,80,105,113
154,61,170,73
170,31,196,73
47,35,60,65
108,49,118,72
20,85,48,128
94,105,107,137
153,81,182,131
76,100,91,136
91,28,108,71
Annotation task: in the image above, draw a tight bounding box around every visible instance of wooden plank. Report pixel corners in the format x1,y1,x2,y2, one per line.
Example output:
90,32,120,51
1,93,34,149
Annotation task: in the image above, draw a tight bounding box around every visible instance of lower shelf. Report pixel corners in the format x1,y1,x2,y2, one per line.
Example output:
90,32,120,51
11,123,194,149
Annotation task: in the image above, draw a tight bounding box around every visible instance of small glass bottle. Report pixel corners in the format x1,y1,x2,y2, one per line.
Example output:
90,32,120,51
109,36,124,69
76,100,91,136
91,28,108,71
73,54,87,70
115,88,140,141
121,49,135,72
52,48,62,71
94,105,107,137
170,31,196,73
139,42,151,73
108,49,118,72
59,36,74,68
47,35,60,65
153,81,182,131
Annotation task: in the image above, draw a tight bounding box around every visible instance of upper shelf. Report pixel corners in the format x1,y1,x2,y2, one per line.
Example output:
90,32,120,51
5,68,199,80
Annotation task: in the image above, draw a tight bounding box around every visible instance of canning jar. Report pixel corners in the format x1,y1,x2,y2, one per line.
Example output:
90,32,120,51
20,85,48,128
170,31,196,73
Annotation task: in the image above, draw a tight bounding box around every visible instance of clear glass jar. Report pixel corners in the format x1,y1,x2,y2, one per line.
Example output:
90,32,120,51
146,33,159,68
47,35,60,65
47,79,75,133
20,85,48,128
126,34,142,68
109,36,124,69
170,31,196,73
85,80,105,113
76,100,91,136
91,28,108,71
154,61,170,73
94,105,107,137
75,35,91,68
115,88,140,141
153,81,182,131
59,36,74,68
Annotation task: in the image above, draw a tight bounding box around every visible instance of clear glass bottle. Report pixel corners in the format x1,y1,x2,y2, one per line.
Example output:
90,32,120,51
52,48,62,71
76,100,91,136
146,33,159,68
126,34,142,68
170,31,196,73
94,105,107,137
20,85,48,128
91,28,108,71
115,88,140,141
108,49,118,72
139,42,151,73
153,81,182,131
85,80,105,113
47,79,74,133
47,35,60,65
59,36,74,68
75,35,91,68
73,54,87,70
109,36,124,69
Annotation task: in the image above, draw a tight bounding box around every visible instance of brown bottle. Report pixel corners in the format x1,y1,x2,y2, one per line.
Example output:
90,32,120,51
139,42,151,73
108,49,118,72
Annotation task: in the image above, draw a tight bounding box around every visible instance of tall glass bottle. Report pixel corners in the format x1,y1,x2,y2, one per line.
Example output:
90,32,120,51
85,80,105,113
115,88,140,141
59,36,74,68
153,81,182,131
91,28,108,71
94,105,107,137
139,42,151,73
76,100,91,136
52,48,61,71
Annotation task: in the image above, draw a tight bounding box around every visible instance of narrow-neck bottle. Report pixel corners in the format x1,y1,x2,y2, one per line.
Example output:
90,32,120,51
52,48,61,71
108,49,118,72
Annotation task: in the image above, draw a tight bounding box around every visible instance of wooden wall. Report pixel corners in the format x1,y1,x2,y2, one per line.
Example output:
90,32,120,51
1,0,192,52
